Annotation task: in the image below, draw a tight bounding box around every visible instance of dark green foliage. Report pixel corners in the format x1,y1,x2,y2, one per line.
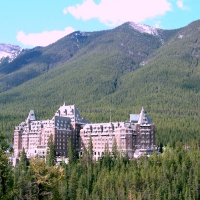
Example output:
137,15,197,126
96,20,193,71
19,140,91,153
88,136,93,165
159,143,164,153
64,142,200,199
67,139,78,166
112,137,119,159
46,134,56,166
68,168,78,200
1,140,200,199
13,147,29,199
19,147,29,171
0,133,13,199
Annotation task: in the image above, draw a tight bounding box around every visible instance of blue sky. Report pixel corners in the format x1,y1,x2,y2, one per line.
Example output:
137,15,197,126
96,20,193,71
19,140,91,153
0,0,199,48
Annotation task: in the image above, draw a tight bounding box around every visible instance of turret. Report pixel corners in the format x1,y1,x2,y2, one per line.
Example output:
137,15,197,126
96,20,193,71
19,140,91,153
26,110,36,123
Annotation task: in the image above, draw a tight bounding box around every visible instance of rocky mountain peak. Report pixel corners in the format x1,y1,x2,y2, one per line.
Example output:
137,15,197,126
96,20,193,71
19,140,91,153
0,43,22,62
129,22,159,36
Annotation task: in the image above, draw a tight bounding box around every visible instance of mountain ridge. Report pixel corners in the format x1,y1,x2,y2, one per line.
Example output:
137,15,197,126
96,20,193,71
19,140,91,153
0,22,172,93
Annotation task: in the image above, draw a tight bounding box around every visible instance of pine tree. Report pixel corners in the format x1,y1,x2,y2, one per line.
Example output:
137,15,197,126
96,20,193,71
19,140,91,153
14,147,29,199
46,134,56,166
0,133,13,199
68,168,78,200
87,136,93,166
19,147,29,172
68,139,75,165
112,137,118,159
159,142,163,153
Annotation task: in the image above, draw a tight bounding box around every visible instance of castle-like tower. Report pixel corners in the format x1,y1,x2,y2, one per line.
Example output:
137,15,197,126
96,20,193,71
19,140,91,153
131,107,155,150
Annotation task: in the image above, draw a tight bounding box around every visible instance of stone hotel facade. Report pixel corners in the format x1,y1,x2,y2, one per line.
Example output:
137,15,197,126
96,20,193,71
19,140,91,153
13,103,155,159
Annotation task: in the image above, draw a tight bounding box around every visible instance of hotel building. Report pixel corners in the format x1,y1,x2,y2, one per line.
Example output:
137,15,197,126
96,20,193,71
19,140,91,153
13,104,155,159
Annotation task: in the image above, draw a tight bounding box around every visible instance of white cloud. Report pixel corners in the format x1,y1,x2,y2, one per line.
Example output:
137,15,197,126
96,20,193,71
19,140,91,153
176,0,190,10
177,0,183,8
63,0,172,26
16,27,75,47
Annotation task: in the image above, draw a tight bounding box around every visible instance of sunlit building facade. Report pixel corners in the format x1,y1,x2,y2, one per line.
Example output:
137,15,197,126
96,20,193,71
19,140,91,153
13,104,155,159
13,103,89,158
79,107,155,159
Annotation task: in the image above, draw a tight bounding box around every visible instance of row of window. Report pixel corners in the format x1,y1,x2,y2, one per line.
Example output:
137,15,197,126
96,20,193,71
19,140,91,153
56,146,66,149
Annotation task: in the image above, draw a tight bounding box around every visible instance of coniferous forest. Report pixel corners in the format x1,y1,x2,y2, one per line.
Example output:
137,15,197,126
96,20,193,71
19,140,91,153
1,134,200,200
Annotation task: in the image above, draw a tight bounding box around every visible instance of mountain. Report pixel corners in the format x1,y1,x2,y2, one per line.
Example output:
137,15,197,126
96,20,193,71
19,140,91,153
1,20,200,146
0,24,178,93
0,43,22,62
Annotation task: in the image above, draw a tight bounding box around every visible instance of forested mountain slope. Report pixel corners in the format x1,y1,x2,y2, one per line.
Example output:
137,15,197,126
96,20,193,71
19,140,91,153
0,23,178,93
0,31,97,92
1,21,200,146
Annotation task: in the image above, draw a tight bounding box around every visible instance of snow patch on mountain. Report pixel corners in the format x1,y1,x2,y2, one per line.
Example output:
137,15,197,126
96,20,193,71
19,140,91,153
129,22,159,36
178,34,184,39
0,44,22,62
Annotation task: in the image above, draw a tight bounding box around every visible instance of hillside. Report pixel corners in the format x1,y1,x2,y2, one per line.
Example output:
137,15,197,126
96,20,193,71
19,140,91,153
1,21,200,145
0,23,177,93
